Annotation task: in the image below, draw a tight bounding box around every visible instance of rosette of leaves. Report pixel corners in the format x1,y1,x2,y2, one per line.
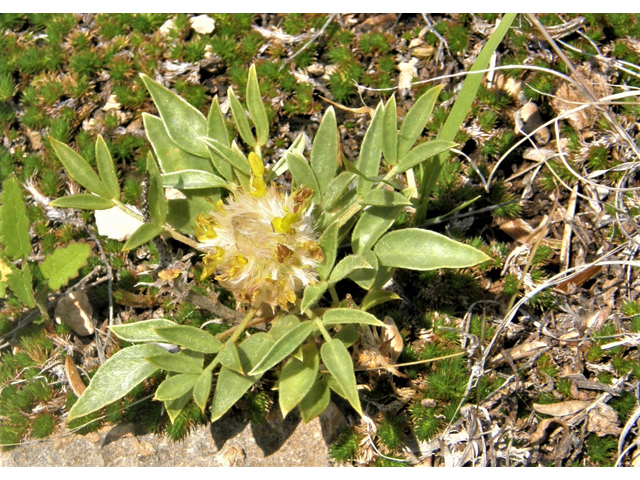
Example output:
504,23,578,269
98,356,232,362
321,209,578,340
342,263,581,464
54,64,491,426
0,175,91,318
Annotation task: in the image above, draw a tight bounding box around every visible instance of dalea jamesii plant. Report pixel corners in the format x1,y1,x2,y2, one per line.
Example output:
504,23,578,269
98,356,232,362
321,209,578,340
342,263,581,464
49,63,492,426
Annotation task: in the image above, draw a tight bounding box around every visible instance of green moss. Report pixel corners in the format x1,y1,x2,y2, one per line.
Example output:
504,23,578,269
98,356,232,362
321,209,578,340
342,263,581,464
329,426,361,463
31,412,57,439
585,434,617,466
377,413,405,450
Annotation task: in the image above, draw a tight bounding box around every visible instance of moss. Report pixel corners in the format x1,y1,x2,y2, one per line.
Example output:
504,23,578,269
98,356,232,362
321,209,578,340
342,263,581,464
328,426,361,463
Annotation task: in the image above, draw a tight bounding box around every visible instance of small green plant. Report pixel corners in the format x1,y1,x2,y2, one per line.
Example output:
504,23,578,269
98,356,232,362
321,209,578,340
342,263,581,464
0,175,91,325
48,64,491,428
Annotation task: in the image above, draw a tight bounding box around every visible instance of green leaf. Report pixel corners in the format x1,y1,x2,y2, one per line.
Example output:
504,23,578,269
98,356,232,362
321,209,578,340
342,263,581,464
352,205,403,254
161,170,228,190
207,96,235,182
278,341,320,417
248,321,315,376
210,333,272,422
207,96,230,147
328,255,372,284
140,74,208,158
146,151,166,224
49,194,114,210
155,373,200,401
333,324,359,348
310,106,338,194
109,318,177,342
360,189,410,207
361,290,401,312
322,171,356,212
299,378,330,424
382,95,398,165
122,222,164,252
50,138,111,199
374,228,491,270
316,221,339,281
165,390,192,424
67,344,166,421
165,188,222,235
228,87,256,148
397,85,443,159
0,176,31,260
145,349,204,374
322,309,384,327
301,282,328,313
415,14,516,224
396,140,456,174
203,138,250,175
143,114,214,173
193,370,213,412
285,151,320,201
320,340,362,414
246,64,269,147
268,315,300,343
218,341,244,374
356,102,384,196
347,250,378,290
40,242,91,291
265,133,305,183
6,263,35,308
95,134,120,200
154,325,223,354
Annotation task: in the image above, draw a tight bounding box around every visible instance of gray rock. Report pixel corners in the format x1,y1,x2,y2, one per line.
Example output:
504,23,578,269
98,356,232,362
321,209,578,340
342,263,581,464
0,408,342,467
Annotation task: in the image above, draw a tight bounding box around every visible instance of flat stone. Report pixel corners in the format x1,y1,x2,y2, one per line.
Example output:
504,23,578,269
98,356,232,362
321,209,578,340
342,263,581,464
94,205,144,241
0,408,338,467
54,291,94,337
190,15,215,35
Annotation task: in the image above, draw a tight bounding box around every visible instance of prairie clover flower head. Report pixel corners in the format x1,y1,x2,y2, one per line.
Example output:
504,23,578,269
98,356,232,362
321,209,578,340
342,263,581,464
196,153,323,310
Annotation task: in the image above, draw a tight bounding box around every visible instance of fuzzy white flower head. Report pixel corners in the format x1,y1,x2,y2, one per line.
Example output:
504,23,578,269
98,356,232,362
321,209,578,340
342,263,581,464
196,153,323,310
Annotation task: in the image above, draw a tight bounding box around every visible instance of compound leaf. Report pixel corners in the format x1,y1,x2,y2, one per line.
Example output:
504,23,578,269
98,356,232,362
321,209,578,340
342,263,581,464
40,242,91,291
0,176,31,260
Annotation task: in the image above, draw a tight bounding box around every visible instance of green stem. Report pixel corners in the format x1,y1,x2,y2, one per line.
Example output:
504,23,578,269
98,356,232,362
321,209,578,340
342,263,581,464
113,200,145,223
35,285,50,321
329,286,339,305
314,318,332,343
204,357,220,373
227,308,257,344
165,226,205,252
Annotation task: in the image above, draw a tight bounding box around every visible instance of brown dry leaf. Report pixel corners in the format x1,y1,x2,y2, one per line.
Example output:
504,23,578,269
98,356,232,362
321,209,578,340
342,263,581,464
158,268,181,281
497,218,534,244
64,355,86,396
489,340,548,366
381,316,403,363
528,418,569,445
491,73,522,97
555,265,602,293
318,95,374,117
362,13,396,26
533,400,591,417
550,65,611,132
587,402,622,437
515,102,550,145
